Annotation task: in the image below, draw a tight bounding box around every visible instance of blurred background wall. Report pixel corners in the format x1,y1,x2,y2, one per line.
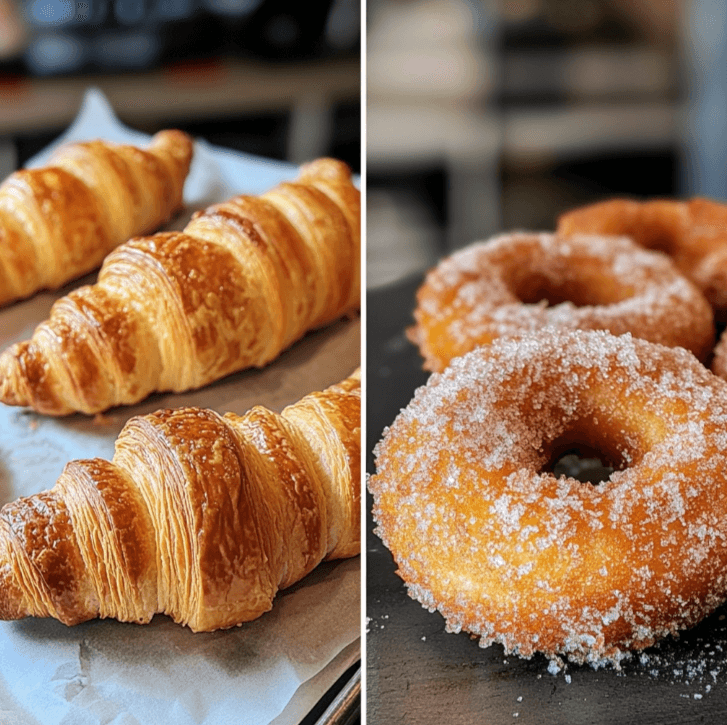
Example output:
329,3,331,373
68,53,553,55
367,0,718,289
0,0,360,173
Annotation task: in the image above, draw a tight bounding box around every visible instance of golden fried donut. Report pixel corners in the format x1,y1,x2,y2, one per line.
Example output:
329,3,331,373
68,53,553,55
557,197,727,320
408,232,714,372
369,329,727,668
712,329,727,381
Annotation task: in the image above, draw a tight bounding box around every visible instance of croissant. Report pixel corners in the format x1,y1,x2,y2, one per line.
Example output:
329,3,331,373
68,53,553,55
0,369,360,631
0,157,360,415
0,130,194,307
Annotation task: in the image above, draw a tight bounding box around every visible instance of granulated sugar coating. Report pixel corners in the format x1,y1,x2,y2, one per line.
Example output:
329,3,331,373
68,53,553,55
408,233,715,373
369,329,727,669
557,196,727,320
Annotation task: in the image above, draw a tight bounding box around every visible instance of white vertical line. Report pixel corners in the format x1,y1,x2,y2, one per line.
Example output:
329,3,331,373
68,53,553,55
359,0,368,719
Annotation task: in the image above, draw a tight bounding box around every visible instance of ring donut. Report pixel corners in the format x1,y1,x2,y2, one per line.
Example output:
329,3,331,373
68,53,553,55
711,330,727,381
557,197,727,320
370,329,727,668
408,232,714,373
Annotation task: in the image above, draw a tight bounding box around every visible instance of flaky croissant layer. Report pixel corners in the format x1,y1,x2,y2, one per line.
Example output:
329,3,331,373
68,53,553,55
0,158,360,415
0,130,193,306
0,370,360,632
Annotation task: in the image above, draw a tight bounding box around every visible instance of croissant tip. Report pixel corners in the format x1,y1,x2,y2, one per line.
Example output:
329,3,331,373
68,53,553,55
151,129,194,156
298,158,351,183
0,349,28,408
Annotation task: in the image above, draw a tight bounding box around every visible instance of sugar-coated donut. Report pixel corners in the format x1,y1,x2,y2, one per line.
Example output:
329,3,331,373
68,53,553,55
369,329,727,668
557,197,727,320
408,232,714,373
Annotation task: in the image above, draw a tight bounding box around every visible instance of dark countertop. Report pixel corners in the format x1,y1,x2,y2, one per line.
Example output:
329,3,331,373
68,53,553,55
366,275,727,725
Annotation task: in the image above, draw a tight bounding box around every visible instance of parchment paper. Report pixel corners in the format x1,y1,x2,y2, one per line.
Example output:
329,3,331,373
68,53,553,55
0,89,361,725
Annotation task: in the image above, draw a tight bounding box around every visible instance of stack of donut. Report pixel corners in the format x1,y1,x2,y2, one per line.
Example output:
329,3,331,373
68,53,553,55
369,198,727,670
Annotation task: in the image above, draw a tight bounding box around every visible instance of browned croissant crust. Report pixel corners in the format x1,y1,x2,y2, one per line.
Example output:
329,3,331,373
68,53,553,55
0,130,194,306
0,158,360,415
0,369,360,632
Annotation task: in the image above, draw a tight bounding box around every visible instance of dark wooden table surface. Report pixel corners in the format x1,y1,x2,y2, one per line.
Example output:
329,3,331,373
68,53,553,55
366,275,727,725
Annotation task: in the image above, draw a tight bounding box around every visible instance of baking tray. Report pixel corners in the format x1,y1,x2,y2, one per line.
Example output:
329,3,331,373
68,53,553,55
0,90,361,725
366,274,727,724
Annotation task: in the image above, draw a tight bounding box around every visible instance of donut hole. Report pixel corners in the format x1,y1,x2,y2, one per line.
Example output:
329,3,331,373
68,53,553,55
550,449,615,485
514,278,581,307
509,270,630,309
542,424,638,485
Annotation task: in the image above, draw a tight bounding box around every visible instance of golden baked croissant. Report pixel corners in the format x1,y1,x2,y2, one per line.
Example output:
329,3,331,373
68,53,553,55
0,369,360,631
0,130,194,307
0,157,360,415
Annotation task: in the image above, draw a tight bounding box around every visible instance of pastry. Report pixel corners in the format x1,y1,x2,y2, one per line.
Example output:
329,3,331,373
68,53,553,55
409,232,715,371
0,130,194,306
0,158,360,415
370,329,727,667
0,369,360,631
558,197,727,320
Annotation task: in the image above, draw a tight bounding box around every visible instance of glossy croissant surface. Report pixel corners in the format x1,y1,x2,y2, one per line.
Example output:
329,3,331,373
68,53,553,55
0,369,360,632
0,158,360,415
0,130,194,306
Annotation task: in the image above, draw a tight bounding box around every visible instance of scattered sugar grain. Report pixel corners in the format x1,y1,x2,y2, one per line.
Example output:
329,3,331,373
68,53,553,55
547,660,562,676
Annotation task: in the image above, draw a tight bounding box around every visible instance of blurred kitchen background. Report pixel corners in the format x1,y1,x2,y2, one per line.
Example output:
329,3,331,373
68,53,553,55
0,0,360,172
367,0,718,288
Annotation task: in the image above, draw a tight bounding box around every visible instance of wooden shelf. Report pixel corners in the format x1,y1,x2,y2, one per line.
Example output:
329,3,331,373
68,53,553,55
0,56,361,135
